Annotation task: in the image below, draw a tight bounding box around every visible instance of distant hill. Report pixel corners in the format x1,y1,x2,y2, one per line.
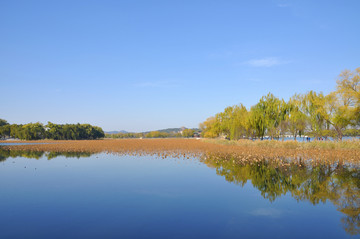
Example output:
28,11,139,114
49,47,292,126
105,130,129,134
106,127,200,135
143,127,199,134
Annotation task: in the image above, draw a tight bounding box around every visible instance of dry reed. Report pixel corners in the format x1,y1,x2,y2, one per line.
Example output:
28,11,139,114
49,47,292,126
0,138,359,163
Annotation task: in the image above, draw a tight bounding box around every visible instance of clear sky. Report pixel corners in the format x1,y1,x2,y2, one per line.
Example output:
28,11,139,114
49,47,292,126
1,0,359,132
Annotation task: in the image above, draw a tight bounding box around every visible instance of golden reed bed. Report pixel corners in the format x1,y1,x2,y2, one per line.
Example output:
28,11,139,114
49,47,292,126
0,138,359,163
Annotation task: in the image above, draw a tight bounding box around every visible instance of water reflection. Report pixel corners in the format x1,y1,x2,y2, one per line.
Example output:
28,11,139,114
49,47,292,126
0,148,359,235
0,149,92,161
201,154,360,235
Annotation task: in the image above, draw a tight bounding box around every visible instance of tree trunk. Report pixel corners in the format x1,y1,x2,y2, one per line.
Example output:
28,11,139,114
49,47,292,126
336,127,343,141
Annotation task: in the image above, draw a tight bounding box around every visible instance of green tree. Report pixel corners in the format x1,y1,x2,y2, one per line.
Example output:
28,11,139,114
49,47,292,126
0,119,9,127
182,129,195,137
21,123,45,140
0,125,11,139
248,104,266,139
302,91,327,138
325,92,352,140
46,122,64,140
288,94,307,140
145,131,169,138
261,93,283,139
225,105,248,140
0,119,10,138
336,67,360,125
199,116,221,138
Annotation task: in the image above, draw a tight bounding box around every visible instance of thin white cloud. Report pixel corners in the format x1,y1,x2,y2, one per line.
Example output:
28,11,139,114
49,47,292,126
245,57,289,67
133,80,179,88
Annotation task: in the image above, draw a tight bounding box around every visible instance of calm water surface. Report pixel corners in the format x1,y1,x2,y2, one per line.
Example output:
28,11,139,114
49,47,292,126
0,142,49,146
0,149,359,238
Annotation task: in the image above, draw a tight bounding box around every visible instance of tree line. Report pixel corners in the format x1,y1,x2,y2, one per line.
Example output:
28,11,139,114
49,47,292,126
0,120,104,140
106,128,196,139
200,68,360,140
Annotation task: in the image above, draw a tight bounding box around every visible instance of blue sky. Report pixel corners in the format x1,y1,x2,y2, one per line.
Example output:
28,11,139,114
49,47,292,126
1,0,359,132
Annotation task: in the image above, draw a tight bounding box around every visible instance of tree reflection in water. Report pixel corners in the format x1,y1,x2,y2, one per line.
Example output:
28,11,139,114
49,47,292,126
0,148,359,235
201,154,360,235
0,149,92,161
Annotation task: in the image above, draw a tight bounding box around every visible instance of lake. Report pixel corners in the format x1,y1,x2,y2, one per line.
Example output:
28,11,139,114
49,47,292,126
0,142,50,146
0,149,359,238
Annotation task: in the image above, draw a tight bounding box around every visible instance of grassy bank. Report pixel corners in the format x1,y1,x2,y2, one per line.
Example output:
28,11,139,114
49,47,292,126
202,138,360,150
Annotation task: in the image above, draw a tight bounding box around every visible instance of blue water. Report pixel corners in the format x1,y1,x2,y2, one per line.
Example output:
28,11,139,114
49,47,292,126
0,142,49,146
0,151,358,238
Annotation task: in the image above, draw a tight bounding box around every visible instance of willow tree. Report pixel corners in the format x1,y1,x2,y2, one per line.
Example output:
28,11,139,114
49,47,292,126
256,93,286,139
199,116,221,138
287,94,307,140
228,104,248,140
217,106,234,138
336,67,360,125
216,104,248,140
248,104,266,139
325,92,352,140
199,67,360,140
301,91,327,138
